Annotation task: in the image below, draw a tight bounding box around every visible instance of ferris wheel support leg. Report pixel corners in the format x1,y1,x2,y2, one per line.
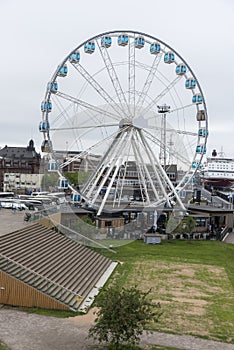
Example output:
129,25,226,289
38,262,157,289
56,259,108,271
97,129,133,215
138,130,172,207
131,137,150,204
97,160,121,216
133,132,160,201
91,130,130,206
84,128,127,198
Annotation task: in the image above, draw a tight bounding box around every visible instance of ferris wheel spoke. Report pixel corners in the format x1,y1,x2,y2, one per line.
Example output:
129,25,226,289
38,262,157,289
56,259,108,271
142,129,191,167
49,123,119,132
60,126,127,169
95,39,130,117
141,76,182,117
128,39,136,118
52,95,74,125
70,61,124,118
146,124,197,137
135,54,163,112
169,103,195,114
55,91,120,121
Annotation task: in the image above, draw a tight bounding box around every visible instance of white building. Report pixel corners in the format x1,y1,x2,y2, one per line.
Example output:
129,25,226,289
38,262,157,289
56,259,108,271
3,173,41,193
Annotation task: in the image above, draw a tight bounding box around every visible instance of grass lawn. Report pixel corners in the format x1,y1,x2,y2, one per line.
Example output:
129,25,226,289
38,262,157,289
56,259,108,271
0,341,10,350
95,239,234,344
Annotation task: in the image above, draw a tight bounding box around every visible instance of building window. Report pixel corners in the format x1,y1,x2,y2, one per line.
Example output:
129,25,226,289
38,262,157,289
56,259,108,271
105,221,112,227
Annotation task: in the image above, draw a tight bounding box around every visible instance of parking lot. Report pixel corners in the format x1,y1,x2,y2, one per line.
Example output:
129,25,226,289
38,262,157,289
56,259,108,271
0,209,30,236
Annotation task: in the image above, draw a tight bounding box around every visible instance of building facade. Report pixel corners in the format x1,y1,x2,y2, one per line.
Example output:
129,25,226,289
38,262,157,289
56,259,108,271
0,140,41,192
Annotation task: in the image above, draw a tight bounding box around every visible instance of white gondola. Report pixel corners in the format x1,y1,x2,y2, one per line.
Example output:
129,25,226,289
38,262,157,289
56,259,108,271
192,94,203,104
198,128,207,137
197,110,206,121
196,145,206,154
101,36,112,48
134,36,145,49
150,42,160,54
57,64,68,77
192,161,202,170
84,41,95,54
164,51,175,64
41,100,52,113
69,50,80,64
70,192,81,204
41,140,52,153
58,177,69,189
39,120,50,132
47,81,58,93
117,34,129,46
48,160,58,172
185,78,196,89
175,64,186,75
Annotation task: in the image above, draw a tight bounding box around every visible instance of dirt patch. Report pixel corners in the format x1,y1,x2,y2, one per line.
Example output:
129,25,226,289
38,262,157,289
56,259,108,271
172,297,208,306
127,260,234,340
69,307,99,326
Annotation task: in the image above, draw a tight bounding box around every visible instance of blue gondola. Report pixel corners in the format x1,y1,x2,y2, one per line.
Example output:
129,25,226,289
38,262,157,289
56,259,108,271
84,41,95,54
192,94,203,104
117,34,129,46
150,42,160,54
134,36,145,49
58,177,69,189
175,64,187,75
69,50,80,63
48,161,58,172
57,64,68,77
70,192,81,204
185,78,196,89
41,100,52,113
39,120,50,132
164,52,175,64
101,36,112,48
41,140,52,153
196,110,206,121
198,128,207,137
47,81,58,93
196,145,206,154
192,161,203,170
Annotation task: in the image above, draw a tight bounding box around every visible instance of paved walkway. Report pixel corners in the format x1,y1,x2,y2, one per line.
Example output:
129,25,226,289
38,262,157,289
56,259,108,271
0,308,234,350
224,232,234,244
0,209,30,236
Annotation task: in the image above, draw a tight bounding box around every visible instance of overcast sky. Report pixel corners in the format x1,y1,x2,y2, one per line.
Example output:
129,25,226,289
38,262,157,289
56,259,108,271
0,0,234,158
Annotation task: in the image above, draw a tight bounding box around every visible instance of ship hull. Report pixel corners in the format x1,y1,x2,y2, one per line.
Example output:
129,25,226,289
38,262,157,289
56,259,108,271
202,177,234,188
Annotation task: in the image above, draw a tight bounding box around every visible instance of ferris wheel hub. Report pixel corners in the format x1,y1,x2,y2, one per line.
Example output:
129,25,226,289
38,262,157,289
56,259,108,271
119,118,133,129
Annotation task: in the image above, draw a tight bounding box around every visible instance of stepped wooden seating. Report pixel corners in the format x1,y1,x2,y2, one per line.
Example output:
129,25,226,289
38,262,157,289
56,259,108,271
0,223,116,311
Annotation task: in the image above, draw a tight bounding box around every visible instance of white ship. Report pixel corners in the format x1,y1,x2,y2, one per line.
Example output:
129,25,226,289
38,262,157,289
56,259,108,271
202,149,234,189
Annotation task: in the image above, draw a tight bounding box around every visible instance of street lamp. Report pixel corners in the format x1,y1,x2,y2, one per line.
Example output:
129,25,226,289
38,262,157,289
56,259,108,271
157,104,170,169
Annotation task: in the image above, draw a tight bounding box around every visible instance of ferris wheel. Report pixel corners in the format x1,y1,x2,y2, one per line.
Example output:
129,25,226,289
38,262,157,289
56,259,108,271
40,30,208,215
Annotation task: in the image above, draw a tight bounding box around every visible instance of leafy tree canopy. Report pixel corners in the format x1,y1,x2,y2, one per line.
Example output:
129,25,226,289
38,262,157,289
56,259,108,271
89,284,162,349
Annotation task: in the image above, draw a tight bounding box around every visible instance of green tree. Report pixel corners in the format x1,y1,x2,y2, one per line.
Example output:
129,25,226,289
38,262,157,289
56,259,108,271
65,170,91,187
177,215,196,234
41,173,59,191
89,284,162,349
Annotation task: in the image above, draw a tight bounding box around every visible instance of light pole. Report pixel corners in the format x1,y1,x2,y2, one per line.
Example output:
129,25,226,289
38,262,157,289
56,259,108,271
157,104,170,169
